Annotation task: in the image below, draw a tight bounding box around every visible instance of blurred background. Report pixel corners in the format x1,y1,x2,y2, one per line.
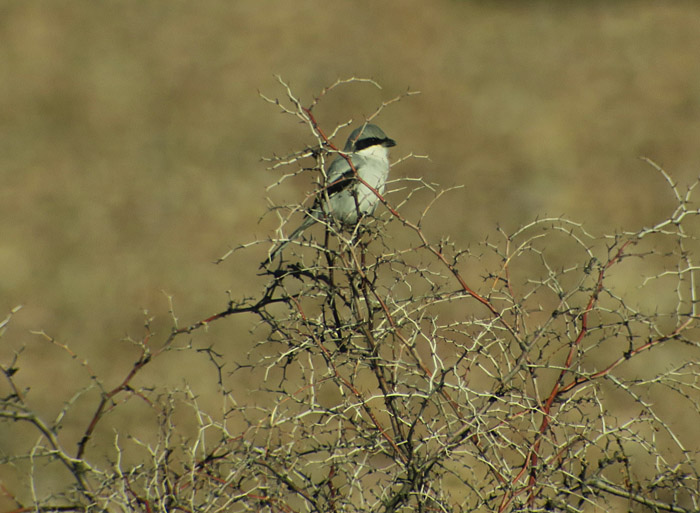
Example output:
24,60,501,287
1,0,700,504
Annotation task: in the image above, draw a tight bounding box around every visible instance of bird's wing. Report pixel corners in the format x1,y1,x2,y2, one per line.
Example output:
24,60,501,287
326,153,352,181
324,154,360,196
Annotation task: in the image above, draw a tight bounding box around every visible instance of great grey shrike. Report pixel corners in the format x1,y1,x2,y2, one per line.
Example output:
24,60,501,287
263,123,396,266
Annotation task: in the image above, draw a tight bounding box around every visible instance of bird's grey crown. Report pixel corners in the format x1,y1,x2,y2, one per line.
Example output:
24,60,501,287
344,123,396,151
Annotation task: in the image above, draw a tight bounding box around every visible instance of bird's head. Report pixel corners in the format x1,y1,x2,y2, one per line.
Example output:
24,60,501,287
344,124,397,153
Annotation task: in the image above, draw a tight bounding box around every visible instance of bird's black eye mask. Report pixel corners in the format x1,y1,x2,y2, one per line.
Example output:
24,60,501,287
354,137,393,151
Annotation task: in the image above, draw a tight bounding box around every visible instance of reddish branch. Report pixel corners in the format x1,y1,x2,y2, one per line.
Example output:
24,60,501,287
501,238,691,510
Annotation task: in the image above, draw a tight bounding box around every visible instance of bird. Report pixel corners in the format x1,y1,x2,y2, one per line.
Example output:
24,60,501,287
263,123,396,266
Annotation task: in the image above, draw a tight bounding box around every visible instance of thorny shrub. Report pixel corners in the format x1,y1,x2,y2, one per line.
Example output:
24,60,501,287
1,79,699,513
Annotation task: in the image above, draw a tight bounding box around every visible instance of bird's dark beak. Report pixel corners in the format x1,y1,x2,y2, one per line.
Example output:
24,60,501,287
383,138,397,148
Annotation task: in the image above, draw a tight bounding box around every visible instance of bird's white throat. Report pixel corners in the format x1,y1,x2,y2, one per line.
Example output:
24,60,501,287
355,144,390,162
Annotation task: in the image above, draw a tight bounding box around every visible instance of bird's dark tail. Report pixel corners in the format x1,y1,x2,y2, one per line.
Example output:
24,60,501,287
260,215,318,268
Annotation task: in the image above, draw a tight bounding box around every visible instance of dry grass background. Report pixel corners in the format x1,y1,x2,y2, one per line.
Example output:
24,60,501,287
1,1,700,508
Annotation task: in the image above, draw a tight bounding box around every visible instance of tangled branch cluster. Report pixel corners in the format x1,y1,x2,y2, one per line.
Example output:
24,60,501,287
1,80,699,513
